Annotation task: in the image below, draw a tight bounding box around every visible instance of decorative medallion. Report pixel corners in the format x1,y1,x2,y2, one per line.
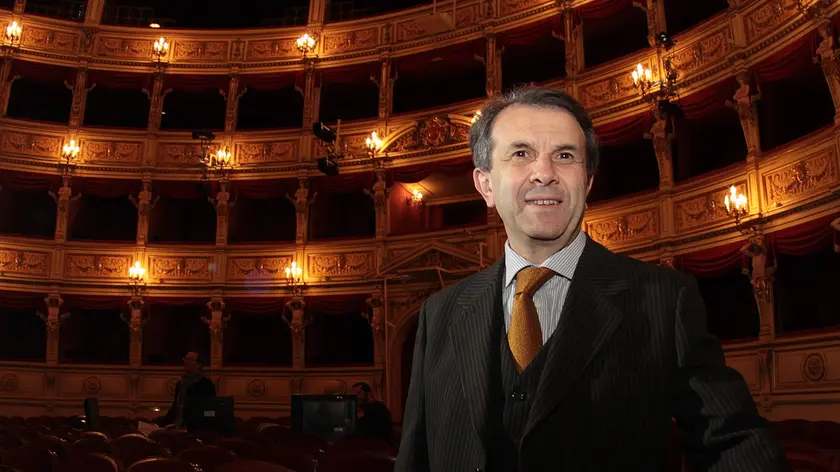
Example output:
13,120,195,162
247,379,266,397
0,374,18,392
83,376,101,395
165,378,179,396
802,353,827,382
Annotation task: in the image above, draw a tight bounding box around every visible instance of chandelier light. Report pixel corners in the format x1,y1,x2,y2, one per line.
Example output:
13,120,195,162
407,188,424,206
129,260,146,295
723,185,758,235
153,36,169,61
632,59,678,103
296,33,316,57
365,131,383,157
5,21,21,46
284,261,303,285
62,139,80,162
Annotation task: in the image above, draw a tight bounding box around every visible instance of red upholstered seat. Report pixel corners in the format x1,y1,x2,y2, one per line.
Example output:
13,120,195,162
216,439,256,459
2,445,58,472
214,460,294,472
318,451,396,472
177,445,237,471
188,432,221,446
32,437,67,459
153,435,202,455
70,436,113,456
125,458,200,472
112,434,169,467
0,466,23,472
250,448,316,472
57,452,119,472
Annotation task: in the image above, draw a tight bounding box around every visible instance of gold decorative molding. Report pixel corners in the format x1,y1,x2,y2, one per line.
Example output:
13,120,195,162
1,132,62,159
579,64,647,109
79,140,143,164
65,254,132,278
666,26,733,78
244,38,298,60
21,26,79,54
674,183,748,232
235,141,296,165
96,36,154,58
156,143,203,166
172,41,229,61
307,252,374,278
802,352,828,383
744,0,799,43
226,256,292,280
323,28,379,54
586,208,660,247
149,256,213,281
0,250,51,276
762,148,838,207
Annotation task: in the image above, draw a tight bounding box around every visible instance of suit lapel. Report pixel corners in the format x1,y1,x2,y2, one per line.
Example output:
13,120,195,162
524,237,630,438
451,259,505,446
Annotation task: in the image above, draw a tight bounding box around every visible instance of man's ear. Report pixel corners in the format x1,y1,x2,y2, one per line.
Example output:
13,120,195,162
585,174,594,197
473,168,495,208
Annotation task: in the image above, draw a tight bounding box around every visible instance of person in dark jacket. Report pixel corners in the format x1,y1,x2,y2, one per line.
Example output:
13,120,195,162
157,351,216,431
352,382,393,444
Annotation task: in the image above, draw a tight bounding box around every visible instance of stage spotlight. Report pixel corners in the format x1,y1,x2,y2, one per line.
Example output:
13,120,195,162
192,130,215,141
656,32,674,50
312,122,337,144
317,156,339,176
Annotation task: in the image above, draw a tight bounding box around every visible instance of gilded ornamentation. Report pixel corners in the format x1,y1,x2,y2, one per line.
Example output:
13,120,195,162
235,141,295,165
366,296,384,333
386,117,469,153
586,210,659,245
97,37,153,58
814,22,840,111
308,253,374,277
763,150,838,206
247,379,266,397
675,184,746,231
0,374,18,393
150,257,212,280
172,41,228,61
0,250,50,275
500,0,541,14
245,39,297,59
21,27,78,53
83,376,101,395
0,132,62,158
726,73,762,156
165,378,178,395
157,143,204,166
580,72,638,108
65,255,132,278
80,141,142,163
227,257,293,279
323,28,378,53
644,106,674,188
665,28,732,76
746,0,798,43
802,352,827,382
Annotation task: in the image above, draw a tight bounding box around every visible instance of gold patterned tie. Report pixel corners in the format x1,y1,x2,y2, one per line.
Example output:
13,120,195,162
509,267,555,373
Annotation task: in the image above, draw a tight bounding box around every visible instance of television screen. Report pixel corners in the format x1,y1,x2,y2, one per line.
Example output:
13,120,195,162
291,394,357,443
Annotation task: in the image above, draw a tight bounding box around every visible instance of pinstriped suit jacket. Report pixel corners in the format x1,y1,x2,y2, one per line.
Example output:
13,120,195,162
396,235,790,472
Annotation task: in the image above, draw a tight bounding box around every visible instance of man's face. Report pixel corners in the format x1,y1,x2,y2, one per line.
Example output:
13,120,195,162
473,105,593,250
183,356,199,374
352,387,367,405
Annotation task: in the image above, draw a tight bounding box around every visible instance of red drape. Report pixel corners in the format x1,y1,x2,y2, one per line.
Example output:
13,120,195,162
393,40,485,75
496,14,563,46
74,177,141,198
677,240,748,277
678,79,735,120
595,113,652,146
0,170,59,192
61,294,129,311
769,213,839,256
309,294,368,315
318,62,380,86
389,184,427,235
577,0,633,20
164,74,229,93
310,172,376,194
231,179,298,200
225,297,288,315
388,157,474,185
0,291,44,310
240,72,300,92
153,180,214,200
86,69,151,90
10,59,76,84
145,297,208,307
752,35,816,83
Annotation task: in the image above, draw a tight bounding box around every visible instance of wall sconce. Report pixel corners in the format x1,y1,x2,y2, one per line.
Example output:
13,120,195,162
153,36,169,62
296,33,316,58
4,21,21,48
632,59,678,104
470,110,482,124
723,185,757,235
365,131,383,158
200,146,233,180
128,260,146,296
406,188,424,207
632,63,654,97
284,261,304,292
59,139,80,175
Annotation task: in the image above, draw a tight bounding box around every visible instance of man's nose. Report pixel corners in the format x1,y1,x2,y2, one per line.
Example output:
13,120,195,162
530,155,558,186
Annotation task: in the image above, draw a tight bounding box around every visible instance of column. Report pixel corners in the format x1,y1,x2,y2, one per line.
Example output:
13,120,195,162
205,297,227,370
220,72,246,132
43,293,63,366
308,0,327,26
144,71,170,133
288,177,314,244
741,235,777,342
127,297,144,367
284,298,307,368
814,22,840,123
369,166,388,239
644,107,675,190
375,56,393,119
562,8,584,78
302,61,318,127
0,58,20,117
51,176,74,242
485,33,501,97
726,72,762,158
213,180,231,246
366,293,385,369
83,0,105,25
633,0,667,48
65,67,93,129
131,180,155,245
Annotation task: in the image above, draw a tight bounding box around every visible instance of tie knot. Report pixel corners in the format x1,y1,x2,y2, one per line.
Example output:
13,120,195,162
515,267,555,297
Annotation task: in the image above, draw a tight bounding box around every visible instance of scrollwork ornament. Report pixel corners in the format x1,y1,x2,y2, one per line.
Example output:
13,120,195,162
802,352,827,382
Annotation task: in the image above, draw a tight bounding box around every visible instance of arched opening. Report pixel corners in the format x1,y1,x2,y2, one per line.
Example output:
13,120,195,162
387,307,421,424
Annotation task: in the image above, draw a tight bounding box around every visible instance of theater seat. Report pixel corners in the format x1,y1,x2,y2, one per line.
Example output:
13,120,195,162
112,434,168,467
250,448,316,472
214,460,293,472
125,458,200,472
2,446,58,472
177,445,237,471
57,452,118,472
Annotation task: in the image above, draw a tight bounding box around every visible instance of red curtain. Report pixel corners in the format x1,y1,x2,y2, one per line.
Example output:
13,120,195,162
393,39,485,75
389,184,427,235
225,297,288,315
310,171,375,194
87,69,151,90
164,74,229,93
153,180,213,200
0,291,44,310
145,297,208,307
577,0,633,20
61,294,128,311
10,59,76,84
497,14,563,46
678,79,735,120
752,35,816,83
231,178,297,200
0,170,59,192
74,177,141,198
309,294,368,315
595,113,652,146
388,157,473,185
318,61,380,85
240,72,299,92
769,213,839,256
677,240,748,277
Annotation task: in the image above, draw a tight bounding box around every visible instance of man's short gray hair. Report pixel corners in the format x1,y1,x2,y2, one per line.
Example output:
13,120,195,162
468,86,600,177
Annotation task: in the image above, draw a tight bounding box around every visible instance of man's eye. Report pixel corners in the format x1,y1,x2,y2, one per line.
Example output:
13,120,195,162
557,152,573,160
513,150,529,158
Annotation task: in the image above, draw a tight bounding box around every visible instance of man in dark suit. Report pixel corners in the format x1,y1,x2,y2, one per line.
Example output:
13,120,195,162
396,87,789,471
352,382,394,444
157,351,216,431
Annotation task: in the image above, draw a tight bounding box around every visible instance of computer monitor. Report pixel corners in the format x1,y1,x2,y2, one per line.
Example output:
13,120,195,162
291,394,357,443
185,396,234,435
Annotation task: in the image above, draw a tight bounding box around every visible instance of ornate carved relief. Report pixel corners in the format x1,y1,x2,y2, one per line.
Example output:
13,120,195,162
97,37,154,58
0,374,18,393
579,70,640,108
763,150,838,206
308,253,374,277
156,143,203,166
245,38,297,60
226,256,292,280
150,257,213,281
745,0,799,43
395,4,479,41
802,352,827,382
172,41,229,61
0,250,51,276
235,141,296,165
675,184,747,232
0,132,62,158
80,140,142,163
586,209,659,246
665,27,733,76
500,0,541,15
385,117,469,153
165,378,178,395
21,27,78,53
83,376,101,395
323,28,378,53
248,379,266,397
65,255,132,278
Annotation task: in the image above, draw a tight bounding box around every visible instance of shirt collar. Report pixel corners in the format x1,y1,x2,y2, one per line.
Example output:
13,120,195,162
503,230,587,289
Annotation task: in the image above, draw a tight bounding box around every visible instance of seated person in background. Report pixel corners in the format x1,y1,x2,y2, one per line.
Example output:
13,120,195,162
156,352,216,430
352,382,393,444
